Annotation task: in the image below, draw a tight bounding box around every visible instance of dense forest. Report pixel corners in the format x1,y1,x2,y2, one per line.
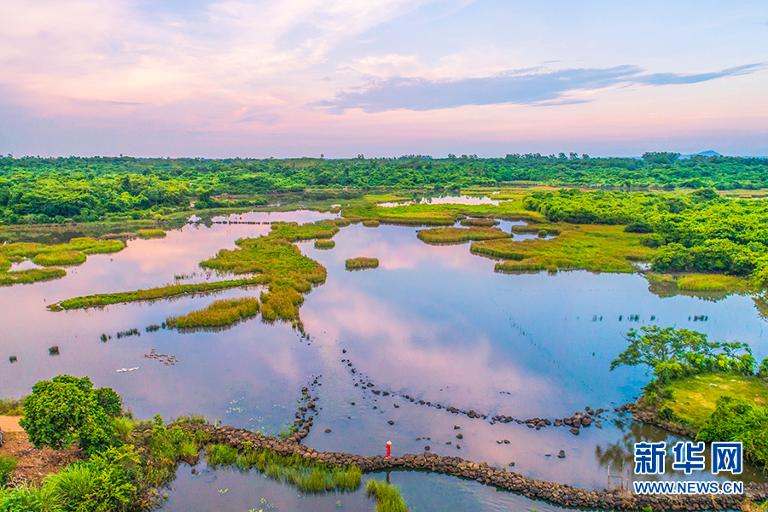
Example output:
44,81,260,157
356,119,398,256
1,153,767,224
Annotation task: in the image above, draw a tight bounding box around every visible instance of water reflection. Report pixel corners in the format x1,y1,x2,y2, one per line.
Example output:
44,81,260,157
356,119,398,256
1,211,767,507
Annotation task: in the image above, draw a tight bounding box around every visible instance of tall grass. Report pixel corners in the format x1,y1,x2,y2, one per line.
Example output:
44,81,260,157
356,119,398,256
416,226,509,244
166,297,260,329
31,250,87,267
260,286,303,322
0,268,67,286
366,480,409,512
205,444,362,493
314,239,335,249
0,398,24,415
136,229,166,239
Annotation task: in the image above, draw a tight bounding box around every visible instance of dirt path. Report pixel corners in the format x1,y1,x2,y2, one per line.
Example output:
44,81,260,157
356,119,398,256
0,415,23,432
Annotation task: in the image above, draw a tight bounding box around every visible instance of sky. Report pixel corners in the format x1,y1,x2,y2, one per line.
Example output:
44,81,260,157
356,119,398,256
0,0,767,158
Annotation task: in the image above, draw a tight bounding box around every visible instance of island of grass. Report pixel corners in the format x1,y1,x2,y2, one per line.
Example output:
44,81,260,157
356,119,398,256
646,273,753,295
416,226,509,244
136,228,167,239
314,239,335,249
166,297,260,329
367,480,409,512
472,224,653,273
345,257,379,270
459,217,499,227
49,277,266,310
0,237,126,286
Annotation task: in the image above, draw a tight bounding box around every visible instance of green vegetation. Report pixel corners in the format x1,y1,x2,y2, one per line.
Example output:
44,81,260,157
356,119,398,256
473,224,652,273
260,286,304,323
459,217,498,227
366,480,409,512
0,237,126,286
5,154,766,225
0,398,24,416
204,443,362,493
0,456,16,487
166,297,260,330
314,239,335,249
20,375,122,455
646,273,752,294
136,229,166,239
417,226,509,244
697,396,768,468
268,220,339,241
50,278,265,310
610,326,755,383
523,188,768,285
345,257,379,270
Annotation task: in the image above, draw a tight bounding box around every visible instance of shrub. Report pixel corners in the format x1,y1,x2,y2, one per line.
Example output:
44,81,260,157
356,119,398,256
20,375,118,454
697,396,768,467
759,358,768,378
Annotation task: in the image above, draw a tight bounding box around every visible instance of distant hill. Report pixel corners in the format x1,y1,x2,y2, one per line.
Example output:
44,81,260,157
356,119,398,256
679,150,722,159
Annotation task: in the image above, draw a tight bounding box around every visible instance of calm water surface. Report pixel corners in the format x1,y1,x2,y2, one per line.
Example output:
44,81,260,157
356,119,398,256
2,209,766,510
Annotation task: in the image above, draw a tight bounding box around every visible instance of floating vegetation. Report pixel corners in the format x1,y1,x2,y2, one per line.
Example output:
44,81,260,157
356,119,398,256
136,228,167,239
473,224,653,273
362,219,380,227
204,444,363,494
416,226,509,244
166,297,260,330
50,278,265,310
345,257,379,270
459,217,498,227
366,480,409,512
314,239,335,250
0,237,125,286
116,328,140,339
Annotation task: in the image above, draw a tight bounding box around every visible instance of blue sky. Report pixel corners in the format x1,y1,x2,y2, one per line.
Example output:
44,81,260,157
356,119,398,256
0,0,766,157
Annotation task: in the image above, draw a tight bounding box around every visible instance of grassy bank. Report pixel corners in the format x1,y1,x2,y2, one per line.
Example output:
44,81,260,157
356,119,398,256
646,273,753,294
366,480,409,512
50,278,265,310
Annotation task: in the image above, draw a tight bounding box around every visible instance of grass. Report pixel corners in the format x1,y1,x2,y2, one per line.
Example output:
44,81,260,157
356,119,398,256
166,297,260,329
260,285,304,323
459,218,498,227
314,239,335,249
362,219,380,227
0,267,67,286
205,444,362,494
472,224,654,273
345,257,379,270
672,273,750,292
0,456,16,487
366,480,409,512
416,226,509,244
50,277,265,310
0,398,24,415
136,229,166,239
268,220,339,241
657,373,768,428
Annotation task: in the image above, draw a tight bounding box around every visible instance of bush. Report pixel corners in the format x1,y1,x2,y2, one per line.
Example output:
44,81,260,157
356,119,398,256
759,358,768,378
697,396,768,467
20,375,118,454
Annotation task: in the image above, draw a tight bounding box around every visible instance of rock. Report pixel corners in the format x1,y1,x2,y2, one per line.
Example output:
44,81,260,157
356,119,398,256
387,420,395,425
324,428,332,433
569,427,580,435
557,450,566,459
424,446,430,451
456,433,463,440
453,425,461,430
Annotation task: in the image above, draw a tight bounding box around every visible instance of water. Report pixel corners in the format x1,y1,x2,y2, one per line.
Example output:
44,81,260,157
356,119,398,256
2,210,767,509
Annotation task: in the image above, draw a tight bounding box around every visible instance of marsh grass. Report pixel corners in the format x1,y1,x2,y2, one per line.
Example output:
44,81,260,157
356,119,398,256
136,229,166,239
345,257,379,270
268,221,339,241
362,220,380,227
417,226,509,244
366,480,409,512
676,274,751,292
314,239,335,249
31,250,87,266
0,237,126,287
51,277,265,310
166,297,260,329
473,224,653,273
260,286,303,322
205,444,362,493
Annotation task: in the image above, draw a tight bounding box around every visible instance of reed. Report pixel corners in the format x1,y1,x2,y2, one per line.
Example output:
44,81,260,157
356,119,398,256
345,257,379,270
166,297,260,329
366,480,409,512
31,250,87,266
